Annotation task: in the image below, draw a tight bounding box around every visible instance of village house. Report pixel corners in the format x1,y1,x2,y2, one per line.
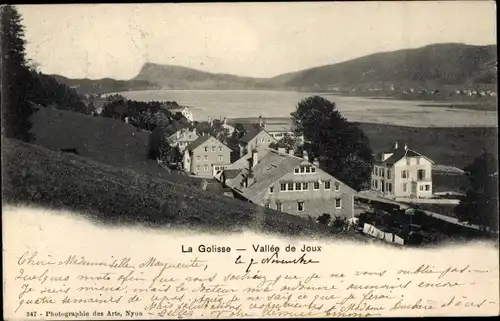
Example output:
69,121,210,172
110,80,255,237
238,126,277,158
372,142,434,199
209,116,236,135
258,116,304,145
167,127,199,152
169,106,194,122
220,147,356,219
182,134,232,178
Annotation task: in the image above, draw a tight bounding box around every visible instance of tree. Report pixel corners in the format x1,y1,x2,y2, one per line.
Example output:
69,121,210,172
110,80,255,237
148,126,171,161
455,152,498,232
1,5,34,141
317,213,331,226
291,96,373,190
271,133,297,152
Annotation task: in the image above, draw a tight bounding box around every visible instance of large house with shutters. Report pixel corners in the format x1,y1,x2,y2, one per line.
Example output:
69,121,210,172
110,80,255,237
220,146,356,219
182,134,232,178
238,127,277,158
372,142,434,199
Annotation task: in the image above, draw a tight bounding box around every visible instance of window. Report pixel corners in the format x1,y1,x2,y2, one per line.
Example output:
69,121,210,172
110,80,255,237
280,183,286,191
417,157,420,165
295,183,302,191
381,170,385,178
196,165,201,171
335,198,342,209
300,166,305,173
417,169,426,181
211,146,215,152
294,168,300,174
303,183,308,190
375,180,378,189
205,146,208,152
219,146,223,152
297,202,304,212
196,156,201,161
419,185,424,191
334,182,340,191
406,158,410,165
276,203,282,211
374,168,378,176
267,139,271,143
204,155,208,161
264,203,270,209
261,138,265,143
389,183,392,192
204,165,208,171
402,170,407,179
269,186,274,193
387,170,391,179
311,167,316,173
314,182,320,190
306,166,311,173
324,181,331,189
214,166,219,171
188,135,192,139
425,184,430,191
218,155,223,161
403,183,407,192
288,183,294,191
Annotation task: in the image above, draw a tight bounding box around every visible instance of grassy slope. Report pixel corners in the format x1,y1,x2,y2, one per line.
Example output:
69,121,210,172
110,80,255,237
29,107,200,186
357,123,498,169
1,138,325,236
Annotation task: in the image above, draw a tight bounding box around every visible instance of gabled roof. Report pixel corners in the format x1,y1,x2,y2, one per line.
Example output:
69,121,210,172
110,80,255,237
239,127,274,144
225,149,304,202
225,147,273,171
186,135,216,151
375,147,434,165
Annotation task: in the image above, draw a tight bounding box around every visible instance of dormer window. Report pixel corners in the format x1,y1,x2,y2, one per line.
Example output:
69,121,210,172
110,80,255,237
294,168,300,174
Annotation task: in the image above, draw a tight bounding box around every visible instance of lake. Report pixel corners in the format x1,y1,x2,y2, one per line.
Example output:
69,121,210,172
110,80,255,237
117,90,497,128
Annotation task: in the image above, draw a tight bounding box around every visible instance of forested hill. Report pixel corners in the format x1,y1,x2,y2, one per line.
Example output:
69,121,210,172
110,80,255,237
270,43,497,90
50,75,160,95
132,63,271,90
54,43,497,93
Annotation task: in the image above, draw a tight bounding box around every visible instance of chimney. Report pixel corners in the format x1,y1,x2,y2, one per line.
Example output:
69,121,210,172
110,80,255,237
223,117,227,125
302,150,309,161
192,128,197,135
252,148,259,168
176,131,180,139
393,141,399,150
245,172,254,188
259,115,263,127
313,158,319,167
404,143,408,151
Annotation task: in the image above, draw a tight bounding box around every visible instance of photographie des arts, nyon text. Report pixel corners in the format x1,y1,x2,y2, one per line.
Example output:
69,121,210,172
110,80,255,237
1,2,498,319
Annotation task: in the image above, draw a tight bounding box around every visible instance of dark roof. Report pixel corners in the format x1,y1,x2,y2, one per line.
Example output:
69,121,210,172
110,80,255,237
185,135,213,151
375,147,431,165
239,127,262,144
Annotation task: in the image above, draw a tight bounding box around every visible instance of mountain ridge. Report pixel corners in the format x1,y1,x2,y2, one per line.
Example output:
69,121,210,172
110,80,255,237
53,43,497,94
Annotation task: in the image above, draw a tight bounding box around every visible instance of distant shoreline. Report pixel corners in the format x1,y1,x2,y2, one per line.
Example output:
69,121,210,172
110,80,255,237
108,88,497,112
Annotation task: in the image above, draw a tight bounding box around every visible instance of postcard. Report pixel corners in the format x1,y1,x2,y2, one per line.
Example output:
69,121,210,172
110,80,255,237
2,2,498,319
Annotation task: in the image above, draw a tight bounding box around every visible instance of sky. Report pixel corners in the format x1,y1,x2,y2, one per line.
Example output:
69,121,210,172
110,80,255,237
17,2,497,80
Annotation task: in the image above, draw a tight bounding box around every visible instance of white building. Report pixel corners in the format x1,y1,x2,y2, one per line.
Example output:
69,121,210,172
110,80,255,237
371,142,434,199
170,106,194,122
167,128,199,152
